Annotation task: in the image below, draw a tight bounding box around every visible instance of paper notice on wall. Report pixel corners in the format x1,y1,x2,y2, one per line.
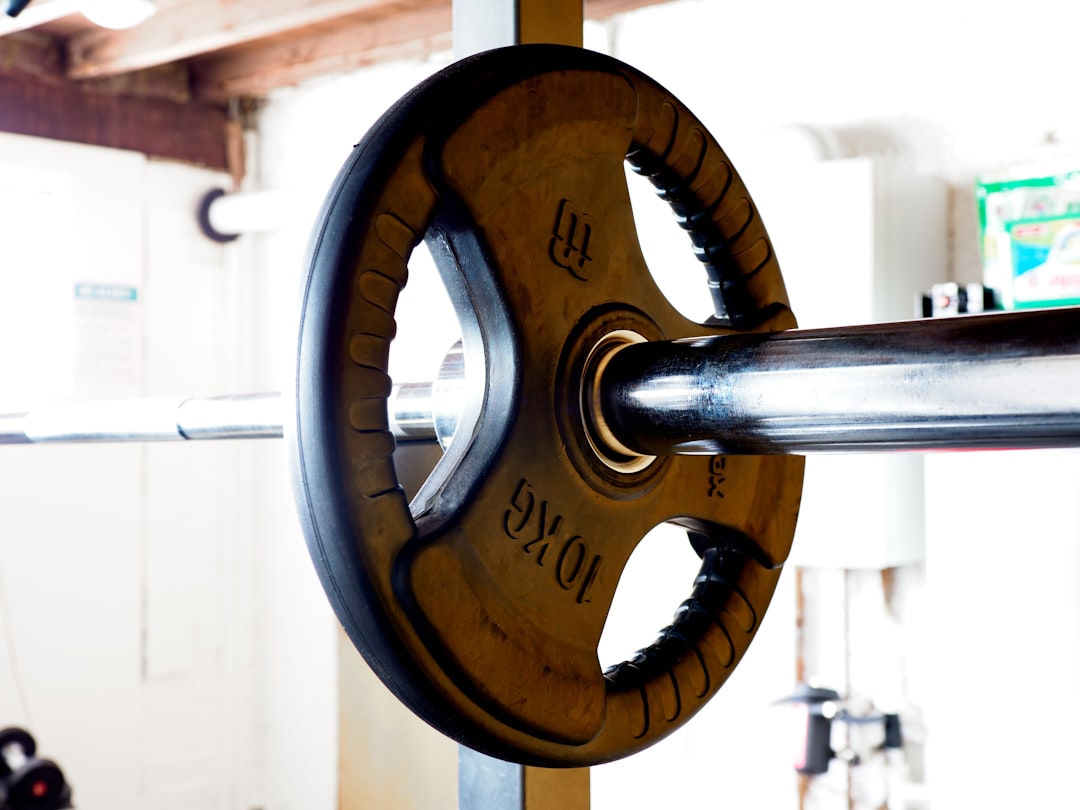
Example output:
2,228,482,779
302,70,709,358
73,282,142,390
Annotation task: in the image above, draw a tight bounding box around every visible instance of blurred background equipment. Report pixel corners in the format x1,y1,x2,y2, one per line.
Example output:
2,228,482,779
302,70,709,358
0,728,71,810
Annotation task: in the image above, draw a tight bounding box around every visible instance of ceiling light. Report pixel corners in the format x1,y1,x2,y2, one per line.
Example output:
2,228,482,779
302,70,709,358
81,0,155,30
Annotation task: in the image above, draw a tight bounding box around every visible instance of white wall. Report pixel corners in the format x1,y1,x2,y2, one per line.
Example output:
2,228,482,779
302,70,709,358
613,0,1080,170
925,450,1080,809
0,134,338,810
0,137,146,810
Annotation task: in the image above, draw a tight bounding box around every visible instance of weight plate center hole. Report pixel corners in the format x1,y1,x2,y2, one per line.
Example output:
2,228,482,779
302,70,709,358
580,329,657,475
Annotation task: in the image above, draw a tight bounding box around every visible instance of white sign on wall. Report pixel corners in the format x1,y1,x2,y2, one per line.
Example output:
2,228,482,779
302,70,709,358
72,282,141,390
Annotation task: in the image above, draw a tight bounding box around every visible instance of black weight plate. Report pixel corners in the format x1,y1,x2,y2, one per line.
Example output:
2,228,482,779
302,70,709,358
288,44,803,766
0,727,34,775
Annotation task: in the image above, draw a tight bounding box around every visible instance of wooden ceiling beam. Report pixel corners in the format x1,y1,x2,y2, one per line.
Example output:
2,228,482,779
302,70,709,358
0,59,228,169
0,0,676,170
190,0,671,101
0,75,229,170
0,30,62,79
68,0,671,87
191,1,449,101
66,0,394,79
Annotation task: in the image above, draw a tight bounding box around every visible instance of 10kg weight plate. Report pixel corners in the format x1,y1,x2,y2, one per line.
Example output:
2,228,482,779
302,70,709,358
288,45,803,766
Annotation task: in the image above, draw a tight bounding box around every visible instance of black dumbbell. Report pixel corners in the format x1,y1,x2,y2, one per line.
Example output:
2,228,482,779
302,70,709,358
0,728,70,810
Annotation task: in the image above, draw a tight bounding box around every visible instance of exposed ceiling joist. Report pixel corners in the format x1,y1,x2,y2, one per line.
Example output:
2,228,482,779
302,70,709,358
66,0,393,79
66,0,667,89
187,0,665,102
0,67,230,169
0,30,226,169
0,0,675,168
191,1,450,101
0,31,61,78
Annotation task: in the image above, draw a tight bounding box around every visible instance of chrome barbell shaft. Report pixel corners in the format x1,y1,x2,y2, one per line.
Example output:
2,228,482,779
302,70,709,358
0,387,440,445
2,310,1078,454
0,393,286,444
596,308,1080,456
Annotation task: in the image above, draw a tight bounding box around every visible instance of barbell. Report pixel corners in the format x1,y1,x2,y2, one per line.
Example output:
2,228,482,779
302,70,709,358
4,45,1080,767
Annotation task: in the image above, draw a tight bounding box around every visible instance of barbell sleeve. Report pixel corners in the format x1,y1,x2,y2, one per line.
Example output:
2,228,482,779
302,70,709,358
596,308,1080,456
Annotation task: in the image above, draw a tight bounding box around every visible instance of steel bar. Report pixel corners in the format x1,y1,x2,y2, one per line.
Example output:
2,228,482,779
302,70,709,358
0,393,284,444
0,389,438,445
2,310,1079,454
390,382,444,442
596,308,1080,456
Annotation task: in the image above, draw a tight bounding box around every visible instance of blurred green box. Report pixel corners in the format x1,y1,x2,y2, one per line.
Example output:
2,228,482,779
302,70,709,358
977,170,1080,308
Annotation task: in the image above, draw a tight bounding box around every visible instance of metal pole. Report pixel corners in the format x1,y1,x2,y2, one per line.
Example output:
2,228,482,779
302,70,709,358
595,308,1080,456
4,310,1080,454
0,393,283,444
0,388,442,445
